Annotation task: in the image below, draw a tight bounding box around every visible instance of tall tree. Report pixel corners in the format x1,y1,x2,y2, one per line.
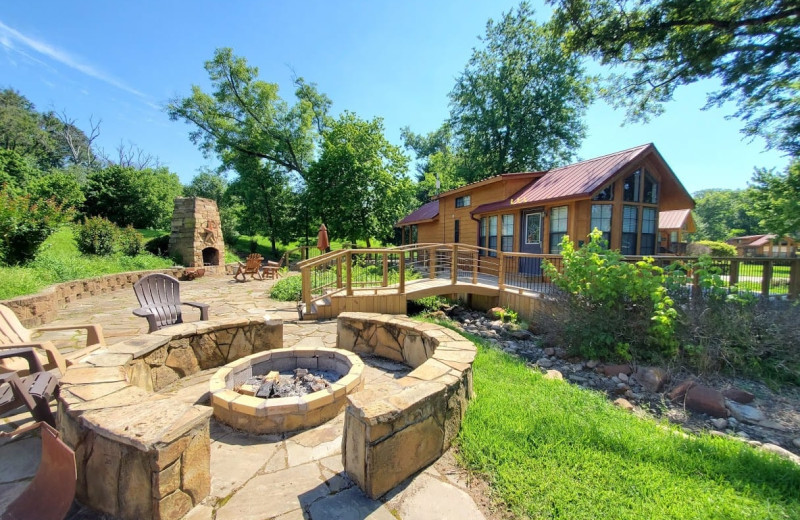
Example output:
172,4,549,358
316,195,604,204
550,0,800,156
306,112,413,245
167,48,327,180
449,1,593,182
692,188,762,240
749,159,800,238
401,125,465,202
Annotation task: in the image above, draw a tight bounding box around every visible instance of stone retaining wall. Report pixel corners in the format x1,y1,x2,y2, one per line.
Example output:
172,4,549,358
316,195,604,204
1,264,239,327
57,316,283,520
337,312,476,498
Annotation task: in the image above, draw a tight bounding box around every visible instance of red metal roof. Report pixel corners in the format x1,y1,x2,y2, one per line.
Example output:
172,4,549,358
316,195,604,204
471,144,652,215
748,234,776,247
396,200,439,226
658,209,692,230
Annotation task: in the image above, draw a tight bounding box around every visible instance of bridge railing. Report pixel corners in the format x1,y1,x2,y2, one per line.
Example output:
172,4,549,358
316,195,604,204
298,244,800,310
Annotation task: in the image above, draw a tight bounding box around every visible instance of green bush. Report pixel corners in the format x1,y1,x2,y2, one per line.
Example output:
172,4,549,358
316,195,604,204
689,240,737,257
0,187,66,265
542,230,678,361
118,226,145,256
75,216,118,256
269,275,302,301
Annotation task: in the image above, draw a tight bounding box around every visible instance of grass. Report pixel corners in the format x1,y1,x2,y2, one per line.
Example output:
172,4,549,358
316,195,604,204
426,320,800,519
0,226,174,300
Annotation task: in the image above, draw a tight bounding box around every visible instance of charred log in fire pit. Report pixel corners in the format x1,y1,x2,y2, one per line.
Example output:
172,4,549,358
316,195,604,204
235,368,340,399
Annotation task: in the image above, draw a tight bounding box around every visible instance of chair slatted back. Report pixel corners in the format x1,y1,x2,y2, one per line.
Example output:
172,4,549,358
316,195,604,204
0,304,31,345
245,254,263,272
133,274,183,330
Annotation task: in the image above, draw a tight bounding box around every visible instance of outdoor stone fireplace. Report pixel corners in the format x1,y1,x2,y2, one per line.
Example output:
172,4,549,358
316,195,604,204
210,347,364,434
168,197,225,268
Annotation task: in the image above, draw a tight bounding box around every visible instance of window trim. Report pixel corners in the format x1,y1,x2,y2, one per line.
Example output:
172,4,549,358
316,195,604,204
501,214,514,252
487,215,498,257
455,195,471,208
549,206,568,254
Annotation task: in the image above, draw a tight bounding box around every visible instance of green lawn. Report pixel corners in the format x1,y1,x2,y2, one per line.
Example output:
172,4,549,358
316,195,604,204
450,328,800,519
0,227,174,300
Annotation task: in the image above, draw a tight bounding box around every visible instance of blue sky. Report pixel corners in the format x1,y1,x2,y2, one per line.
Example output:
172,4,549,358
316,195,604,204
0,1,790,195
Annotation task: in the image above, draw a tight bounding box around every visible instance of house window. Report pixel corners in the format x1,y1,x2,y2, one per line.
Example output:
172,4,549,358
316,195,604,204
479,217,487,253
455,195,471,208
643,171,658,204
410,225,418,244
549,206,568,254
501,214,514,252
622,205,638,255
641,207,656,255
670,231,678,243
454,219,460,243
592,183,614,201
590,204,612,246
623,170,641,202
488,215,498,257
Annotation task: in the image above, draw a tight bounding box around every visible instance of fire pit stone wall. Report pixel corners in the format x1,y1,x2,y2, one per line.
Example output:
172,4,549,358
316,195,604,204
337,312,477,499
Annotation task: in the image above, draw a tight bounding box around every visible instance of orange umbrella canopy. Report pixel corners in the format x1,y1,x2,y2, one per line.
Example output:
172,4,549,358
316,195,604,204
317,224,330,252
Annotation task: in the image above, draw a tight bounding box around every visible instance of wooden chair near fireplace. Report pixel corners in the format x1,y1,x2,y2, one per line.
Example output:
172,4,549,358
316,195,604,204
234,253,266,282
132,273,210,332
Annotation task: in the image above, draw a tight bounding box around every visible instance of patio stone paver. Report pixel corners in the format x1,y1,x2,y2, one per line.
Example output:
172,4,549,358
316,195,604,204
2,273,486,520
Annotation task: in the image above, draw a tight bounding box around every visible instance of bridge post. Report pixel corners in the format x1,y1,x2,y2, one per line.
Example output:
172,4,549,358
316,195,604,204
399,252,406,294
336,256,343,289
346,252,353,296
382,252,389,287
472,251,478,284
301,267,311,310
498,251,505,290
429,246,435,279
451,244,458,285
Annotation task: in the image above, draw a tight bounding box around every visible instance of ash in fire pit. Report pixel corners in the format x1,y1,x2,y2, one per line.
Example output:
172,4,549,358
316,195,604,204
237,368,341,399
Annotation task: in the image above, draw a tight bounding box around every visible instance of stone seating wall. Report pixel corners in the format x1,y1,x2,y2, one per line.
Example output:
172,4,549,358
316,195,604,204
337,312,476,498
1,265,238,327
57,317,283,520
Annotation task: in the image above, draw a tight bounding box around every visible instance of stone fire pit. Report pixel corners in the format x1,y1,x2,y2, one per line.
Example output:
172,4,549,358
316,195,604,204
210,346,364,434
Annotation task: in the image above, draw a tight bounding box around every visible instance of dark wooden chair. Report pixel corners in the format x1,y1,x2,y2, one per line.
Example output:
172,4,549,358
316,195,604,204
234,253,264,282
132,273,210,333
0,347,59,428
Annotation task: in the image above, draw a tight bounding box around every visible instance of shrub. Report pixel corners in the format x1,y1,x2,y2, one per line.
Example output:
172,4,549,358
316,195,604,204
118,226,145,256
145,234,171,257
0,187,66,265
75,216,118,256
687,240,737,257
542,230,678,361
269,275,302,301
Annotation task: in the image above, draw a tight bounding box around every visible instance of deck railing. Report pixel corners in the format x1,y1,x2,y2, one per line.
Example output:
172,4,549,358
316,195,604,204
297,243,800,310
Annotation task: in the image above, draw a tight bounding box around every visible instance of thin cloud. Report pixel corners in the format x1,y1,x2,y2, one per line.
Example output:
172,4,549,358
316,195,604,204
0,18,150,100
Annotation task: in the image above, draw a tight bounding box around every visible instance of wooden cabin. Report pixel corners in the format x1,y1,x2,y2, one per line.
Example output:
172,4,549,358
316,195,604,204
397,143,694,256
727,234,798,258
658,209,696,255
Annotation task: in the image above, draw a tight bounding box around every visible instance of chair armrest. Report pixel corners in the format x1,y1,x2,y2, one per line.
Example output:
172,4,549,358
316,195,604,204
0,342,66,375
0,347,46,374
33,324,105,346
183,302,210,321
132,307,159,333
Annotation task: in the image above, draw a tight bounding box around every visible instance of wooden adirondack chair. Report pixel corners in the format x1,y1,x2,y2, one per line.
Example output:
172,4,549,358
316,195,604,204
132,273,210,332
0,347,58,428
0,421,76,520
0,304,106,375
234,253,264,282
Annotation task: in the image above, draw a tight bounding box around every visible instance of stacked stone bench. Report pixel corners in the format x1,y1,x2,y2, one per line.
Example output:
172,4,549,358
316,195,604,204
57,316,283,520
337,312,476,498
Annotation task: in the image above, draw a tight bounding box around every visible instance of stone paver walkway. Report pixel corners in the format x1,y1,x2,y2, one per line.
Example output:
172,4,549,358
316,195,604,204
0,274,486,520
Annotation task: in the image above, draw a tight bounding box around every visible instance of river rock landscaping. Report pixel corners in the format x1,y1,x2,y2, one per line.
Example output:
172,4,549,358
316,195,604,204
429,305,800,462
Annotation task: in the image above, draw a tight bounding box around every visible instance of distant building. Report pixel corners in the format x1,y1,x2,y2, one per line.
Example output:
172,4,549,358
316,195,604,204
658,209,695,255
727,235,797,258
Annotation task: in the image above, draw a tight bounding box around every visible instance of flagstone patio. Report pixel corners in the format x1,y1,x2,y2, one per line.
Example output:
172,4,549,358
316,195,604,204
0,273,486,520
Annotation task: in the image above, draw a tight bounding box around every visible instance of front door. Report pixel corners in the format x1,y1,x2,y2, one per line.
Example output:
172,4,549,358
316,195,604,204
520,210,543,275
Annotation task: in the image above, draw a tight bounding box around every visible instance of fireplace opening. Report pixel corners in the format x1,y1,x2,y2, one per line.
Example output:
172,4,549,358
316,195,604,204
202,247,219,266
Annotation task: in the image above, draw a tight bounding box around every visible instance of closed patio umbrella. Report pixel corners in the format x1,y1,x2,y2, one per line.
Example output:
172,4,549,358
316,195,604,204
317,224,330,253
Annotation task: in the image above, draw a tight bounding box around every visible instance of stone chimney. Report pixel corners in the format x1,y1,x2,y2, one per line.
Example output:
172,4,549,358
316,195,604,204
168,197,225,268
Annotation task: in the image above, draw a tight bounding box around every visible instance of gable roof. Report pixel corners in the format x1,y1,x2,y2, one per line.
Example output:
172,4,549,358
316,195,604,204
436,172,543,198
396,200,439,226
659,209,693,230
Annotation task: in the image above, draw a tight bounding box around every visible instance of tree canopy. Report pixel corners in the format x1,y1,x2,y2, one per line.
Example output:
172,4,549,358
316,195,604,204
749,159,800,238
449,1,593,182
692,188,762,241
550,0,800,156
